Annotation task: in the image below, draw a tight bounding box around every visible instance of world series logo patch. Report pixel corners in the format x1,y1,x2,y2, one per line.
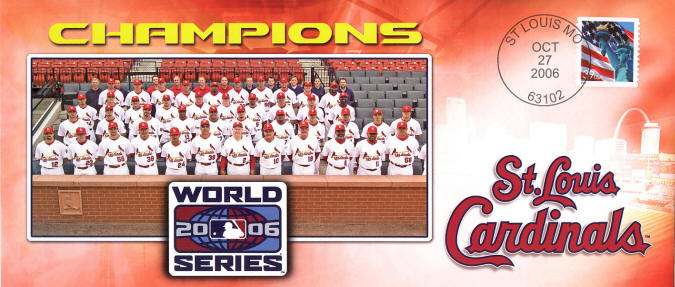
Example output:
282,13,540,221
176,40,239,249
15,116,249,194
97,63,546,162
169,182,287,276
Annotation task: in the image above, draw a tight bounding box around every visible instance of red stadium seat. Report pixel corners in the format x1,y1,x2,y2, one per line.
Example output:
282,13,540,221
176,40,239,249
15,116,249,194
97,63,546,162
184,69,196,81
198,68,211,82
174,59,187,67
187,59,199,67
212,60,225,67
211,69,223,82
199,59,212,67
64,60,78,68
74,68,85,83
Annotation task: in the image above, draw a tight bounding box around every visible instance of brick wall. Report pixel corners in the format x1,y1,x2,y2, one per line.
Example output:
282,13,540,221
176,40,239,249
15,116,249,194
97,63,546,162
32,175,427,234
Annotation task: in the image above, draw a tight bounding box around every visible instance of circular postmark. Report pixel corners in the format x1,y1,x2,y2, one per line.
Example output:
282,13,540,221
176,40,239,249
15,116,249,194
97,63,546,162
498,14,590,106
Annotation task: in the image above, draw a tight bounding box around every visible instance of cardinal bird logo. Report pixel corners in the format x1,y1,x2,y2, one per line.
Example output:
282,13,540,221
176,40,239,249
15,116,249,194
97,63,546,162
242,146,249,153
209,144,215,150
118,145,123,152
273,147,280,153
147,145,153,152
53,150,59,156
376,150,381,156
406,146,412,153
307,144,313,151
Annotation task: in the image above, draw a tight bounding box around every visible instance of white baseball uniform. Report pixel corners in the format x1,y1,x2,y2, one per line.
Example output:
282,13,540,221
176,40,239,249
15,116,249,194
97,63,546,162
228,88,249,106
98,136,132,175
155,106,179,143
95,117,126,140
362,122,391,144
389,118,423,137
75,105,98,134
286,135,320,175
385,136,420,175
245,105,266,142
195,118,228,144
354,139,386,175
67,140,98,175
271,89,296,105
295,92,316,109
168,117,196,143
327,121,361,143
296,106,325,123
203,92,223,106
124,90,151,107
129,117,162,140
318,92,340,111
251,87,273,110
322,138,354,175
174,91,194,107
161,141,192,175
130,136,161,175
419,144,427,175
227,118,257,141
268,104,296,122
34,140,67,175
254,137,285,175
271,121,295,146
125,107,143,127
218,104,237,122
98,104,125,122
97,89,124,107
305,121,326,143
151,89,175,105
190,134,221,175
187,103,211,122
327,105,356,125
221,137,254,175
58,118,91,146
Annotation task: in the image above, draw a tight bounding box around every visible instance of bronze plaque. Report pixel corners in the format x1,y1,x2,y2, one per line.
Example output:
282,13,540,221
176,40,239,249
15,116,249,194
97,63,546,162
58,190,83,215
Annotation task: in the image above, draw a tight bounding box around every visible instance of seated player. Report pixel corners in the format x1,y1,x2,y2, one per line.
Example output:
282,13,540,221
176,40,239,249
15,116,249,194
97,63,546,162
305,108,326,145
161,127,192,175
322,124,354,175
296,94,325,124
254,123,285,175
59,106,91,145
186,93,210,122
75,93,98,135
167,105,195,144
130,122,161,175
125,96,143,131
286,121,320,175
389,105,422,139
362,108,390,144
35,127,67,175
97,121,132,175
354,126,386,175
98,91,125,122
228,105,257,142
196,106,228,145
385,121,420,175
95,105,126,142
67,127,99,175
220,121,256,175
190,119,222,175
217,93,236,122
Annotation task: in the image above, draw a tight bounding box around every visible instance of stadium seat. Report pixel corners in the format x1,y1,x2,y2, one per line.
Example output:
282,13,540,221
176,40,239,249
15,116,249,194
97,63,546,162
365,70,380,77
414,83,427,91
385,91,403,99
99,83,108,91
368,91,385,100
335,70,350,78
407,91,426,100
357,99,375,108
393,108,403,119
63,83,79,98
349,83,361,91
121,82,131,91
166,83,175,89
79,83,92,91
356,108,372,119
420,119,427,130
360,84,376,92
381,108,394,120
343,77,354,84
377,84,393,91
354,91,368,101
397,71,412,77
350,70,365,77
382,70,397,78
397,84,413,92
421,77,427,84
376,99,394,108
419,131,428,146
370,77,385,84
415,108,427,119
417,98,427,108
395,99,414,108
355,77,370,84
412,71,426,78
405,77,420,84
388,77,404,86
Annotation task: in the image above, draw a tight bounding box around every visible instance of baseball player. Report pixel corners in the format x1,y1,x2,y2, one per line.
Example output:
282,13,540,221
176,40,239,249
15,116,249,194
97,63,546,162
194,76,210,98
67,127,99,175
271,77,297,107
228,105,257,141
204,82,223,106
167,105,195,144
218,76,232,94
318,81,340,111
228,77,249,106
295,81,315,109
354,126,386,175
254,123,285,175
175,80,195,107
196,106,228,144
150,78,174,106
146,76,159,95
98,91,125,121
95,105,126,142
271,109,295,145
296,94,325,123
155,94,179,143
169,75,182,96
326,93,355,127
124,79,151,107
322,124,354,175
190,119,222,175
389,105,423,138
217,93,237,122
187,93,211,122
129,104,161,140
35,127,67,175
385,121,420,175
286,121,320,175
268,93,296,124
97,78,124,108
125,96,143,131
327,107,360,143
251,75,273,110
75,93,98,135
220,121,256,175
130,122,161,175
362,108,391,144
304,108,326,145
419,144,427,175
161,127,192,175
97,121,132,175
245,94,266,143
59,106,91,145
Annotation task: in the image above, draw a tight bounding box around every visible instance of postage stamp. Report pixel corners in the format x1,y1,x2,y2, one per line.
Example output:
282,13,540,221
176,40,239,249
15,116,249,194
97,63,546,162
577,17,640,87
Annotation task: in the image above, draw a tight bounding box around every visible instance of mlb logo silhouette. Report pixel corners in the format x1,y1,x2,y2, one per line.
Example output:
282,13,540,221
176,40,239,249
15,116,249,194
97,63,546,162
210,219,247,240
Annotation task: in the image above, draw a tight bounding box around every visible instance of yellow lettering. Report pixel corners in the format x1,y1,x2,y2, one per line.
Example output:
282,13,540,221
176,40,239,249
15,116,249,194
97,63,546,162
92,23,134,45
49,23,88,45
334,23,377,44
380,23,422,44
288,23,332,44
136,23,179,45
228,23,269,45
271,23,286,44
180,23,226,45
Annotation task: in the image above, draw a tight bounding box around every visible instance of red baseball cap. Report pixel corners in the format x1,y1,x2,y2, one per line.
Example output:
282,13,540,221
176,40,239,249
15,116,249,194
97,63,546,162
249,94,257,100
258,75,265,81
138,122,149,129
131,96,139,101
402,105,412,112
162,94,171,101
75,127,87,135
233,77,241,83
276,93,285,99
170,127,180,135
304,81,312,87
307,94,315,100
133,79,142,85
200,119,210,126
308,108,317,115
104,105,113,111
330,81,338,87
67,106,77,112
335,124,346,131
298,121,309,128
77,93,86,100
367,126,378,134
222,93,230,99
373,108,383,115
237,105,246,112
209,106,218,112
341,107,350,115
339,92,348,98
107,91,115,98
275,110,285,116
143,104,152,110
44,127,54,134
397,121,408,129
232,121,243,128
108,121,118,129
107,78,114,84
280,77,288,83
158,77,166,83
263,123,273,131
178,105,187,111
211,82,219,87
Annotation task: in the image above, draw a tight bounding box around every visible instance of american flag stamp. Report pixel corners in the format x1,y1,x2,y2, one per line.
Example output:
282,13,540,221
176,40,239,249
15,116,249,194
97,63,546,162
577,17,639,87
